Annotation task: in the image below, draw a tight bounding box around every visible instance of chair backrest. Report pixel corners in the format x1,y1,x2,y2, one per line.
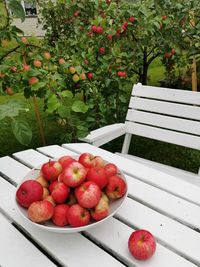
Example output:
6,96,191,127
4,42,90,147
124,83,200,150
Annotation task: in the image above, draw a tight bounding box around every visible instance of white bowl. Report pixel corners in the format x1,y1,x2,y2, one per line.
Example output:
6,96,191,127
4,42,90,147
14,159,128,233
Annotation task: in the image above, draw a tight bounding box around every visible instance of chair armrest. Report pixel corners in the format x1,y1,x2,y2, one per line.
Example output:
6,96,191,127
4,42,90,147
79,123,126,147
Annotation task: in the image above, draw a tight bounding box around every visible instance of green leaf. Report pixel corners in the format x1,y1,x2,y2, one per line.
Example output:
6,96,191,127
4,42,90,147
60,90,73,98
31,82,46,91
0,100,26,120
8,0,25,22
47,94,61,113
57,105,71,118
11,120,32,146
72,100,89,113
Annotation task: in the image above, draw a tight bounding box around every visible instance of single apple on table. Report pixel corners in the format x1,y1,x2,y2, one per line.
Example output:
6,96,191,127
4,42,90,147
41,160,62,182
128,229,156,260
16,180,43,208
59,161,87,187
105,175,127,199
75,181,101,209
28,200,54,223
52,204,70,226
67,204,90,227
86,166,108,189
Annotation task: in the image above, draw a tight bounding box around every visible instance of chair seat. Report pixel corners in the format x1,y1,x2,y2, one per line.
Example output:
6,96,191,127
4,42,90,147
115,152,200,187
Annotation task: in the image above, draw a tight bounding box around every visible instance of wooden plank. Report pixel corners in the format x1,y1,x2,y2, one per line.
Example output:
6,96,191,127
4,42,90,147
63,143,200,206
0,212,56,267
132,83,200,105
125,121,200,150
13,149,51,168
116,198,200,265
0,178,123,267
37,145,78,158
129,97,200,121
80,123,126,147
0,156,30,184
86,217,196,267
126,174,200,229
126,109,200,136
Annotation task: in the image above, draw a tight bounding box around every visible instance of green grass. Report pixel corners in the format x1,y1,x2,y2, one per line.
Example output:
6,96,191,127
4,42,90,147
148,57,165,86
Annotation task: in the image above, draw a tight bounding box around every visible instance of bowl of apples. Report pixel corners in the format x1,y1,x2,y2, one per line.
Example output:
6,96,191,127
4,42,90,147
15,153,128,233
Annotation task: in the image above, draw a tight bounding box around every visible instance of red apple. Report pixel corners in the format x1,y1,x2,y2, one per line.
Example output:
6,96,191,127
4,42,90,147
91,25,97,32
87,72,93,79
104,163,118,177
41,160,62,182
128,229,156,260
75,181,101,209
99,47,105,55
59,161,87,187
33,60,42,67
36,175,49,188
93,156,105,167
52,204,69,226
105,175,127,199
23,64,31,72
59,58,65,65
28,77,39,85
78,152,95,168
58,155,76,169
86,167,108,189
50,181,70,204
67,204,90,227
91,192,109,221
129,16,136,23
42,187,49,199
107,34,113,41
21,36,28,44
28,200,54,223
5,87,14,96
44,195,56,206
44,52,51,60
16,180,43,208
96,26,103,34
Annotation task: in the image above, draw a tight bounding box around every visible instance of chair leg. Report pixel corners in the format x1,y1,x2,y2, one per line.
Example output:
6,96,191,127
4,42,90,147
121,133,132,154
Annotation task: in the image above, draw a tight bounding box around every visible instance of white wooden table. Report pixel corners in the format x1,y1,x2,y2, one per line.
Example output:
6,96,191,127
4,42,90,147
0,143,200,267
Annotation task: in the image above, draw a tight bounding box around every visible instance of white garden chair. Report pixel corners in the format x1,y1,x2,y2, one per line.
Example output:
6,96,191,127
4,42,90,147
80,83,200,183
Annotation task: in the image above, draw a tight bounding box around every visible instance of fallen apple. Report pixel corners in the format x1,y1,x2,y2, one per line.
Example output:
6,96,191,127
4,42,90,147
128,229,156,260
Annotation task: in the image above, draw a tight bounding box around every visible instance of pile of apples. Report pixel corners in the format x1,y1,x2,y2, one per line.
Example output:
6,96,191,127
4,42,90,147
16,153,127,228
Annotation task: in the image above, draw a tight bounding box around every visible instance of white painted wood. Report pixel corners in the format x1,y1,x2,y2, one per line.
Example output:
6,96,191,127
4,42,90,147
0,178,124,267
0,212,56,267
125,173,200,229
86,217,196,267
121,133,132,154
125,121,200,149
116,198,200,265
126,109,200,136
132,83,200,105
0,156,30,184
13,149,51,168
129,97,200,120
37,144,78,158
116,152,200,187
80,123,126,147
63,143,200,205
